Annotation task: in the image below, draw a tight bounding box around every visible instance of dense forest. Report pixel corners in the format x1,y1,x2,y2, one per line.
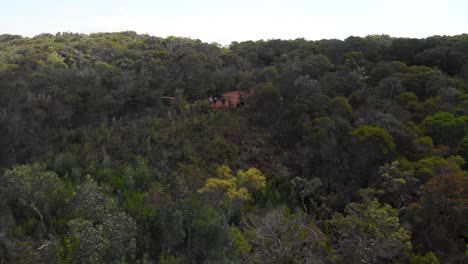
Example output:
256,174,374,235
0,31,467,263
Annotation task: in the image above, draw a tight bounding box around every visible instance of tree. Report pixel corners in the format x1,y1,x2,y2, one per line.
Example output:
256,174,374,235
293,75,321,99
300,54,334,79
375,77,405,99
339,51,371,72
2,163,70,235
254,82,282,126
413,136,434,157
238,207,334,263
421,112,467,146
197,165,267,261
412,155,465,181
370,161,419,208
290,176,323,213
406,174,468,263
61,177,137,263
402,65,436,99
0,163,72,263
457,136,468,168
415,46,450,72
330,199,412,264
368,60,407,85
351,125,395,155
301,115,351,196
330,96,352,119
198,165,266,207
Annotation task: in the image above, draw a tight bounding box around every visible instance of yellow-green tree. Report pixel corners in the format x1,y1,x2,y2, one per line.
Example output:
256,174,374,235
198,165,266,204
197,165,266,261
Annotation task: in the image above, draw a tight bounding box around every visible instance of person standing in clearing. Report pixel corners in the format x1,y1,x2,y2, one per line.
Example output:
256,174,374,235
239,94,245,108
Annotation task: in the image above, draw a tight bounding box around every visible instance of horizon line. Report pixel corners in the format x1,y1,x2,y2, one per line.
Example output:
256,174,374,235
2,30,468,46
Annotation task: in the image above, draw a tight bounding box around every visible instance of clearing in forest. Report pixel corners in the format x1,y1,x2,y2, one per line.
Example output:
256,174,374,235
210,90,255,110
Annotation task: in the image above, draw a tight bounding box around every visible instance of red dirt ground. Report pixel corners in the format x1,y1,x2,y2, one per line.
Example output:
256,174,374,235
210,90,254,110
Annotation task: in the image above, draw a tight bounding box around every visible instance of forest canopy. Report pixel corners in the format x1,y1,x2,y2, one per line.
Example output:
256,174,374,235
0,32,468,263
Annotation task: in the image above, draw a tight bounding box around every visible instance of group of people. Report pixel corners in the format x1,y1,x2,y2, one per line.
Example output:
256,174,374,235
209,93,245,109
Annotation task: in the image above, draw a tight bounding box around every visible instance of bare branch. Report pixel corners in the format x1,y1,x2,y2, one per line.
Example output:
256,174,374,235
37,241,55,250
30,203,47,233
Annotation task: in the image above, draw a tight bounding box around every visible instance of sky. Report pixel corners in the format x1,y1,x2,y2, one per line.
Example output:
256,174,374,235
1,0,467,44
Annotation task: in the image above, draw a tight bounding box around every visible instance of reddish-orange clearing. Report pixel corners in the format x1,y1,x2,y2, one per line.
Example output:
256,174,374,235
210,90,254,110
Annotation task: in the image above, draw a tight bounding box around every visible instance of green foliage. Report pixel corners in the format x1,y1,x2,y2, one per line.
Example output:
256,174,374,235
254,82,282,125
47,52,68,68
339,51,370,71
457,136,468,167
2,163,73,243
352,125,396,154
228,226,252,255
123,190,157,218
370,161,419,208
58,235,80,264
410,252,440,264
330,199,412,263
159,254,185,264
303,116,335,143
397,91,419,104
413,155,465,180
4,163,70,207
413,136,434,156
300,54,334,78
422,112,467,146
261,66,278,81
240,207,333,263
63,177,137,263
331,96,352,117
407,174,468,262
369,60,407,84
402,65,436,98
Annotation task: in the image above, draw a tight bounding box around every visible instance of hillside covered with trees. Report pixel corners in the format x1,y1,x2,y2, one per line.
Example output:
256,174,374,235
0,32,468,263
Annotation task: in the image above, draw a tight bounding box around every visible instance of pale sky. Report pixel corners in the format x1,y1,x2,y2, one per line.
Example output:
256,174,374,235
1,0,467,44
